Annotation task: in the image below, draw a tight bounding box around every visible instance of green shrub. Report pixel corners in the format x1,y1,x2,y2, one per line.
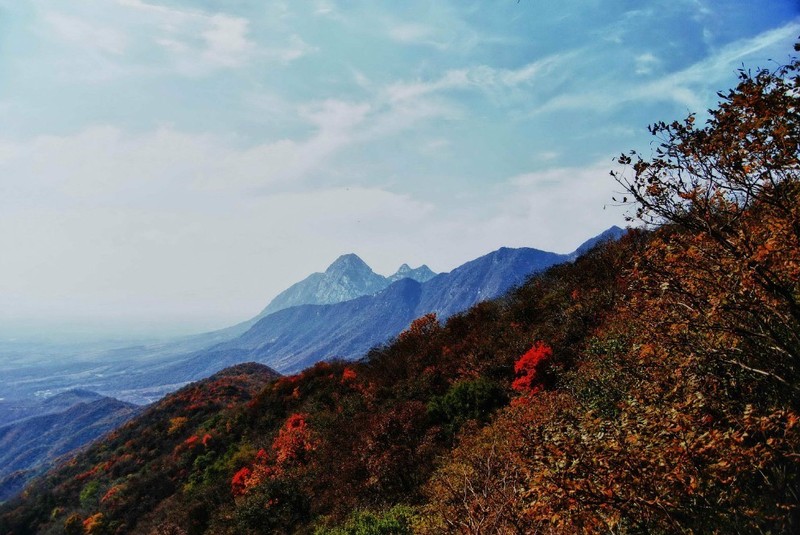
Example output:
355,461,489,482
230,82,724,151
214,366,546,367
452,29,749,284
427,377,507,438
315,505,417,535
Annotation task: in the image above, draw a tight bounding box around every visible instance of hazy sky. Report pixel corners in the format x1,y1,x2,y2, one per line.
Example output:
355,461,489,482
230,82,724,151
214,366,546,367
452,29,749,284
1,0,798,335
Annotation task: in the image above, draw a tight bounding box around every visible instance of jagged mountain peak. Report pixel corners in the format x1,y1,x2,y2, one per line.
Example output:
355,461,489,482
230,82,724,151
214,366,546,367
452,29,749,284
257,254,385,318
388,263,437,284
325,253,374,276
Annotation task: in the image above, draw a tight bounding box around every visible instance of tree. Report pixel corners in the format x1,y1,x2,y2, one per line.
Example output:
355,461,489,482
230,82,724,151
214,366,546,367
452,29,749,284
613,44,800,397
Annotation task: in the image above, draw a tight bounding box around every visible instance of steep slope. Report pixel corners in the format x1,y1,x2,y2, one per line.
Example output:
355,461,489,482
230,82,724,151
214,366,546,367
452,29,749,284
569,224,626,259
414,247,565,319
0,363,280,532
232,278,424,371
0,397,140,502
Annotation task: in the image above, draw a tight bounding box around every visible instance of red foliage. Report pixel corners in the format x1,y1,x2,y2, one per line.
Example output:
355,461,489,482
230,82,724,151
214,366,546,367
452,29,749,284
511,341,553,395
231,449,278,498
231,467,251,497
201,433,213,447
398,313,440,341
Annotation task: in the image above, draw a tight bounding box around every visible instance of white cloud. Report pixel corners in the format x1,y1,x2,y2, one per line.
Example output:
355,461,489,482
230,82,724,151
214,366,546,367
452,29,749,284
420,138,451,155
388,23,434,43
488,160,628,252
261,34,316,64
44,11,128,55
313,0,343,20
386,70,470,102
299,99,371,132
386,22,452,50
199,13,253,67
379,5,495,54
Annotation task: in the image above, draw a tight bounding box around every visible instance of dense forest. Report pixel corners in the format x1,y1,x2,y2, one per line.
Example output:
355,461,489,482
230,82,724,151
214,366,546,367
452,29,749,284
1,45,798,535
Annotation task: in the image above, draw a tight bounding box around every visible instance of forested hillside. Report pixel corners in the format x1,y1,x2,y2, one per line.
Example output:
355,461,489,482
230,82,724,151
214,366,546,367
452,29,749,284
1,44,797,535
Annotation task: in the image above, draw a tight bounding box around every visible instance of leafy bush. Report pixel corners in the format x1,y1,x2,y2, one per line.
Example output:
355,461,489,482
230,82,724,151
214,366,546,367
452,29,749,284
315,505,417,535
427,377,507,437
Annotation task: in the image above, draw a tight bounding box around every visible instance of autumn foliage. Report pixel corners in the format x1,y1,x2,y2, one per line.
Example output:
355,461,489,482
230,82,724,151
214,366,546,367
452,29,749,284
511,341,552,395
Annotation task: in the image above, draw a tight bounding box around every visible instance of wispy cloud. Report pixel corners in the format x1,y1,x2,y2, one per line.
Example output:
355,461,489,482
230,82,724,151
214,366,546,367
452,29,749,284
118,0,256,72
631,20,800,107
0,126,343,205
262,34,317,64
38,0,312,78
388,22,434,44
385,51,575,103
533,20,800,115
634,53,660,75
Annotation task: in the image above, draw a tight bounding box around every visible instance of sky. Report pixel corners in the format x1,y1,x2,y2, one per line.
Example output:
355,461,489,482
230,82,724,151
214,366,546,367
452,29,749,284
0,0,798,336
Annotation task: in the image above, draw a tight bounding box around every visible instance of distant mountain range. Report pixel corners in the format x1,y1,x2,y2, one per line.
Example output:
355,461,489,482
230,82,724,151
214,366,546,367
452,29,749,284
0,389,104,427
0,391,140,502
0,226,625,406
137,226,626,376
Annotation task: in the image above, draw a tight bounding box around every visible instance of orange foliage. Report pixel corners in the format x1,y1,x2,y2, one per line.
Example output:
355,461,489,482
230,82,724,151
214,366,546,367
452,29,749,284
82,512,104,534
341,367,357,382
100,486,120,504
272,413,316,466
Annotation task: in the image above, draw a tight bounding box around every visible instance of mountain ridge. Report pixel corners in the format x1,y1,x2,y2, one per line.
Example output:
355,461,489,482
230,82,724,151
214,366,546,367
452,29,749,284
256,253,438,319
0,396,140,502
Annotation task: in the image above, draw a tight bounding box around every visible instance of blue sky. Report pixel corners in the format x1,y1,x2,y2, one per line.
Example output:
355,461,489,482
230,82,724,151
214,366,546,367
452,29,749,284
1,0,798,335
